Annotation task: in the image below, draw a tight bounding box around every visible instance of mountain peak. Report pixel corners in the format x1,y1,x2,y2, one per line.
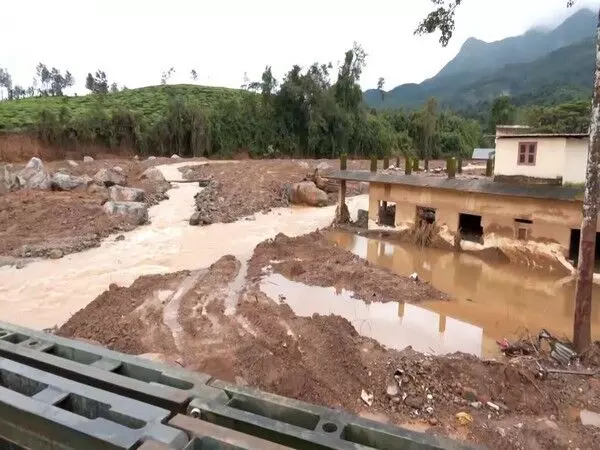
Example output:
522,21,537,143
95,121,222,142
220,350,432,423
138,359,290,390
435,7,596,80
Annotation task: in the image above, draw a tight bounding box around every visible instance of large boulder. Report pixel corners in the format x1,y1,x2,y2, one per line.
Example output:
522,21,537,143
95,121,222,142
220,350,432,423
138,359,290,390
108,185,145,202
316,161,331,172
83,156,94,163
0,165,21,194
51,173,93,191
18,157,52,190
313,170,339,193
93,168,127,187
289,181,328,207
141,167,166,182
103,201,148,225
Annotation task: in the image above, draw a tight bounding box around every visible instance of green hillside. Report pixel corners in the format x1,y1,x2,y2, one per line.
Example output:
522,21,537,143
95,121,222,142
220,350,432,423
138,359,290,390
0,84,244,131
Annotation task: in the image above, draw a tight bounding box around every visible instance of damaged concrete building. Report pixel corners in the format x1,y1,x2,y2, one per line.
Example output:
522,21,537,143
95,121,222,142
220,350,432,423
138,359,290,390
329,127,596,263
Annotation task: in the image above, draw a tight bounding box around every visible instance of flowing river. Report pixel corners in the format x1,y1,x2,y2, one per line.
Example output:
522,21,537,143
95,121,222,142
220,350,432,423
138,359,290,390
0,161,368,329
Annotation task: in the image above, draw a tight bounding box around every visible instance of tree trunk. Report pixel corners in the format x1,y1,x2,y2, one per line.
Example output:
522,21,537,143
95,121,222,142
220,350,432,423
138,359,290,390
573,8,600,353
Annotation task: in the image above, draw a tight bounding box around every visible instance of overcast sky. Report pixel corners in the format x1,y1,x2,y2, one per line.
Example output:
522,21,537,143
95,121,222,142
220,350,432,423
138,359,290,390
1,0,599,94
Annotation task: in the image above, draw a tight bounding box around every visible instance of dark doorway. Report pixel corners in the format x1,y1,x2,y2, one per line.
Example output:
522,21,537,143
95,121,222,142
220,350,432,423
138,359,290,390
569,229,600,269
378,202,396,227
458,213,483,244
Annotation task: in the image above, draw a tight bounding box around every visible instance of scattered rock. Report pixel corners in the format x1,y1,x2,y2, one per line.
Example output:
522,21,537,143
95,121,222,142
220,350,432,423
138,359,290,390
115,235,125,241
171,154,181,159
404,395,424,410
141,168,166,182
103,201,148,225
316,161,331,171
470,401,482,409
51,173,92,191
297,161,310,169
83,156,94,162
66,160,79,167
496,427,506,438
487,401,500,412
580,409,600,428
0,165,21,194
48,249,64,259
108,185,145,202
386,383,400,398
17,158,52,190
93,168,127,187
147,156,157,161
288,181,328,207
361,389,374,407
112,166,124,173
462,387,478,402
189,211,213,226
428,418,438,426
409,272,419,282
539,418,558,430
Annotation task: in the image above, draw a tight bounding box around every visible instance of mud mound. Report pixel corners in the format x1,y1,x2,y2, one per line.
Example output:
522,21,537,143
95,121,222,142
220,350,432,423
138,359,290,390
58,271,189,354
248,231,446,304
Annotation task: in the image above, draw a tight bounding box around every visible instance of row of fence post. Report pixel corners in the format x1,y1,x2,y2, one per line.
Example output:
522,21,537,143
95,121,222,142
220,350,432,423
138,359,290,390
355,155,494,177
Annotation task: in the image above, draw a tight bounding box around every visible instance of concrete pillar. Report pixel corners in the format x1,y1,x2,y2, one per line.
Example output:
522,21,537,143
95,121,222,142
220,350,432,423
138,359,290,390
335,179,350,223
438,314,447,333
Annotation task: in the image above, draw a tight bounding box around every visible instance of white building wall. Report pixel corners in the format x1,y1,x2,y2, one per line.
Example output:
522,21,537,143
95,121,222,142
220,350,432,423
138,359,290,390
495,137,566,180
563,138,588,184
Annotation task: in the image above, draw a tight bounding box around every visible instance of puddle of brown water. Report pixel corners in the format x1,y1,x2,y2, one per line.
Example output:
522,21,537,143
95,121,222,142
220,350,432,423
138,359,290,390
328,231,600,354
260,272,491,356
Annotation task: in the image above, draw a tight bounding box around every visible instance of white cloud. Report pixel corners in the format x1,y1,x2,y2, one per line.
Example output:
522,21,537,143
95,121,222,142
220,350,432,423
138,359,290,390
1,0,598,94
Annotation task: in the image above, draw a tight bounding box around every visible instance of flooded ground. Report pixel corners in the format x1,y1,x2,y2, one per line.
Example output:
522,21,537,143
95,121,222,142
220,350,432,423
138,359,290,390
328,231,600,357
0,161,367,329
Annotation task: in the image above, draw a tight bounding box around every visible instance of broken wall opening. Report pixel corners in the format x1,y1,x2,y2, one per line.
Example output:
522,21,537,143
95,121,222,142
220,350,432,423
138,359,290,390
569,229,600,269
378,201,396,227
414,206,436,247
458,213,483,244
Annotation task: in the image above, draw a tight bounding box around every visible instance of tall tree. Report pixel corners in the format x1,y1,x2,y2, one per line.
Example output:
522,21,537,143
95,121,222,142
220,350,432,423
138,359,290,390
161,67,175,85
377,77,385,102
191,69,198,81
417,0,595,352
110,82,119,93
35,63,51,95
0,68,12,100
489,96,516,133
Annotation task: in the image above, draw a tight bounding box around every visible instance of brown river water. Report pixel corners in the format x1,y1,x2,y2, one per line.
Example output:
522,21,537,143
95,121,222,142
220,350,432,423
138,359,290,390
262,231,600,358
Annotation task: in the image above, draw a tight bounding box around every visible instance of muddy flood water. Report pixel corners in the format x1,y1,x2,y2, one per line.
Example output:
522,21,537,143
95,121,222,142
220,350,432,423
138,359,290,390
264,231,600,358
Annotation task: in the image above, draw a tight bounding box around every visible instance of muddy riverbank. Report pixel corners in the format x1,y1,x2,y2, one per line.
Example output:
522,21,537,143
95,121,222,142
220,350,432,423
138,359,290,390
180,159,367,224
58,231,600,449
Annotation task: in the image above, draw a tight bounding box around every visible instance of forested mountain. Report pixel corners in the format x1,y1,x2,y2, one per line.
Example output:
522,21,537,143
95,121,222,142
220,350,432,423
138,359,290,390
364,8,596,110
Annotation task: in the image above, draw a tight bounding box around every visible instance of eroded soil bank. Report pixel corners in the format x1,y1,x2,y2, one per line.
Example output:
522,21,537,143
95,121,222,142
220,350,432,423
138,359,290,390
58,231,600,449
0,157,177,260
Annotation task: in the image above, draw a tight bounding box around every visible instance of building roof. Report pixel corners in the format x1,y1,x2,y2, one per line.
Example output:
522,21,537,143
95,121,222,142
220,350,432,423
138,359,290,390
326,170,584,202
496,133,588,139
472,148,495,160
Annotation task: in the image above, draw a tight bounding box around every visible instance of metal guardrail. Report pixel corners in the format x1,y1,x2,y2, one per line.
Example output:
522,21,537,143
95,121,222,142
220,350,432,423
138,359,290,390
0,321,479,449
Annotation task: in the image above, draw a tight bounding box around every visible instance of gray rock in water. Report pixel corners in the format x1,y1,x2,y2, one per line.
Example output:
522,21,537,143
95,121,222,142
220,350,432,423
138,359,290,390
171,154,181,159
189,211,213,226
48,249,64,259
289,181,328,207
51,173,92,191
83,156,94,163
103,201,148,225
147,156,157,161
66,160,79,167
108,185,145,202
0,165,21,194
93,168,127,187
18,158,52,190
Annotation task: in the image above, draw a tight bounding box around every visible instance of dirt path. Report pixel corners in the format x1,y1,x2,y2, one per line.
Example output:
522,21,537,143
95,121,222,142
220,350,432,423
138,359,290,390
0,160,368,329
